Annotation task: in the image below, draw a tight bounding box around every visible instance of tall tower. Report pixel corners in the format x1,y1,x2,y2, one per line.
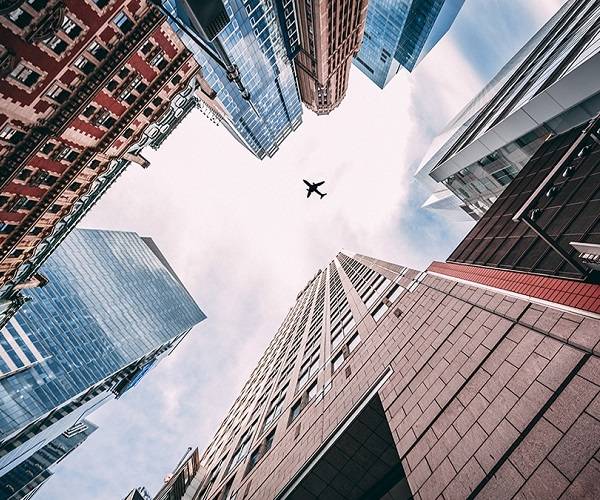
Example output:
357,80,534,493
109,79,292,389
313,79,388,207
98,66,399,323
0,228,205,484
178,240,599,499
163,0,303,158
0,0,212,327
287,0,369,115
354,0,465,88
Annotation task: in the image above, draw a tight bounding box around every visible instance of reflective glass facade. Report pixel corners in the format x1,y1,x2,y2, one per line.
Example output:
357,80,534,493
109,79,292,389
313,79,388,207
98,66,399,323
164,0,303,159
0,229,205,441
1,420,97,500
354,0,463,88
418,0,600,219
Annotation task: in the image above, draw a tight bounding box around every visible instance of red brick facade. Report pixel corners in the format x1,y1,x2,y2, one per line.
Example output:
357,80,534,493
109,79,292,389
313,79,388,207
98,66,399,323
428,261,600,315
0,0,202,288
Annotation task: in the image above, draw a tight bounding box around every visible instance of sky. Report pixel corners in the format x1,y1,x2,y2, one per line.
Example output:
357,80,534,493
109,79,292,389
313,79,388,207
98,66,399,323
42,1,565,498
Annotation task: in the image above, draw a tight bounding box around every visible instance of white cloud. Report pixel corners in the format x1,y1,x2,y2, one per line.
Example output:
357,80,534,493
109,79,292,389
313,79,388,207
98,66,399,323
40,1,566,498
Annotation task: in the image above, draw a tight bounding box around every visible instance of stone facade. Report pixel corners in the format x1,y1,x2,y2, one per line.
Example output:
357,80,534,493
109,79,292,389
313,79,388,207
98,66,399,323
189,253,600,499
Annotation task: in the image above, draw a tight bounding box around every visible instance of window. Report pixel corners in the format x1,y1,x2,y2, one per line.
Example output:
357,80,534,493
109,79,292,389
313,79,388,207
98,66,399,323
0,125,20,143
92,0,110,7
8,8,32,29
10,63,41,87
44,35,68,55
83,104,97,118
307,381,318,401
73,55,95,75
347,333,360,353
61,15,82,40
332,352,344,372
0,223,16,234
149,50,165,68
16,169,31,181
55,145,72,161
87,41,108,61
372,302,388,322
27,0,46,10
107,79,118,92
46,83,70,103
7,196,28,212
113,11,133,33
29,170,49,186
290,399,301,422
264,430,275,453
141,41,153,55
247,448,260,471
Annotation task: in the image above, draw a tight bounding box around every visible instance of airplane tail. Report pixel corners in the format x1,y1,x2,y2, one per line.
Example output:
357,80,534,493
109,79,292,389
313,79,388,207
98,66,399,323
320,193,327,199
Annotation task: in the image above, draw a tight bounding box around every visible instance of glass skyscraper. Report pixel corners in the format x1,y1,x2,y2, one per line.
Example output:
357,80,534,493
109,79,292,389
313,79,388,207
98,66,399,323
354,0,464,88
0,229,205,483
1,420,97,500
416,0,600,219
163,0,303,159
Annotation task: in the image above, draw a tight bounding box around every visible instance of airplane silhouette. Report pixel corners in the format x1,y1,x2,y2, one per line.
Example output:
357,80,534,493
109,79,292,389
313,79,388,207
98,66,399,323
303,180,327,199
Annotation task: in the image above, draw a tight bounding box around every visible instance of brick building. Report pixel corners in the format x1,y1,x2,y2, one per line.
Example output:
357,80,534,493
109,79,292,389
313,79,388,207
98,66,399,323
434,114,600,314
0,0,220,323
286,0,368,115
173,244,600,499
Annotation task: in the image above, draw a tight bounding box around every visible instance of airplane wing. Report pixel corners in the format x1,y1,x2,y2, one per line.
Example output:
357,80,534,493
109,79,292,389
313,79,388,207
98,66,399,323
303,180,312,188
315,181,325,187
306,190,311,198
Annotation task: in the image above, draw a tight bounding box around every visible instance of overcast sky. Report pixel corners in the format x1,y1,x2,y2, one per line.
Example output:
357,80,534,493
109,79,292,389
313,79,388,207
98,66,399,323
42,1,565,498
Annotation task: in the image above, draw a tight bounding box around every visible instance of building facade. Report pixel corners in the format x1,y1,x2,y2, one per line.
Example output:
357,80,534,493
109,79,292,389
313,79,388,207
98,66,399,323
434,114,600,311
416,0,600,219
0,0,214,325
1,419,97,500
289,0,368,114
0,228,205,485
163,0,303,158
176,240,599,499
354,0,464,88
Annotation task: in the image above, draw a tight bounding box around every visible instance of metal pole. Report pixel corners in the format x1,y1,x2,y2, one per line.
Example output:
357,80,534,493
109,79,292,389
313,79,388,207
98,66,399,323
521,216,589,275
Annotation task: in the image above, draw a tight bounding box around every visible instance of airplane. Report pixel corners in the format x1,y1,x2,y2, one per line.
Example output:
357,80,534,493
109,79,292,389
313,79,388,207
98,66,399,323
303,180,327,199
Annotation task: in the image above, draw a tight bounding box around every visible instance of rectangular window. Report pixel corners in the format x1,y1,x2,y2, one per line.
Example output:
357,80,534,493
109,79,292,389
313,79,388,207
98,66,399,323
332,352,344,372
46,83,69,103
372,302,388,322
307,381,318,401
290,399,301,421
44,35,68,55
8,8,32,29
10,63,40,87
0,125,17,141
347,333,360,353
61,15,82,40
113,11,133,33
264,430,275,453
73,55,95,75
87,40,108,61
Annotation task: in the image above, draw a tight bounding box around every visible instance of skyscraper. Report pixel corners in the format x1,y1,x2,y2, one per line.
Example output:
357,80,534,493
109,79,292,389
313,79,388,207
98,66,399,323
0,0,215,327
416,0,600,219
1,420,97,500
0,229,205,483
162,0,303,159
285,0,369,114
355,0,464,88
176,243,599,499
